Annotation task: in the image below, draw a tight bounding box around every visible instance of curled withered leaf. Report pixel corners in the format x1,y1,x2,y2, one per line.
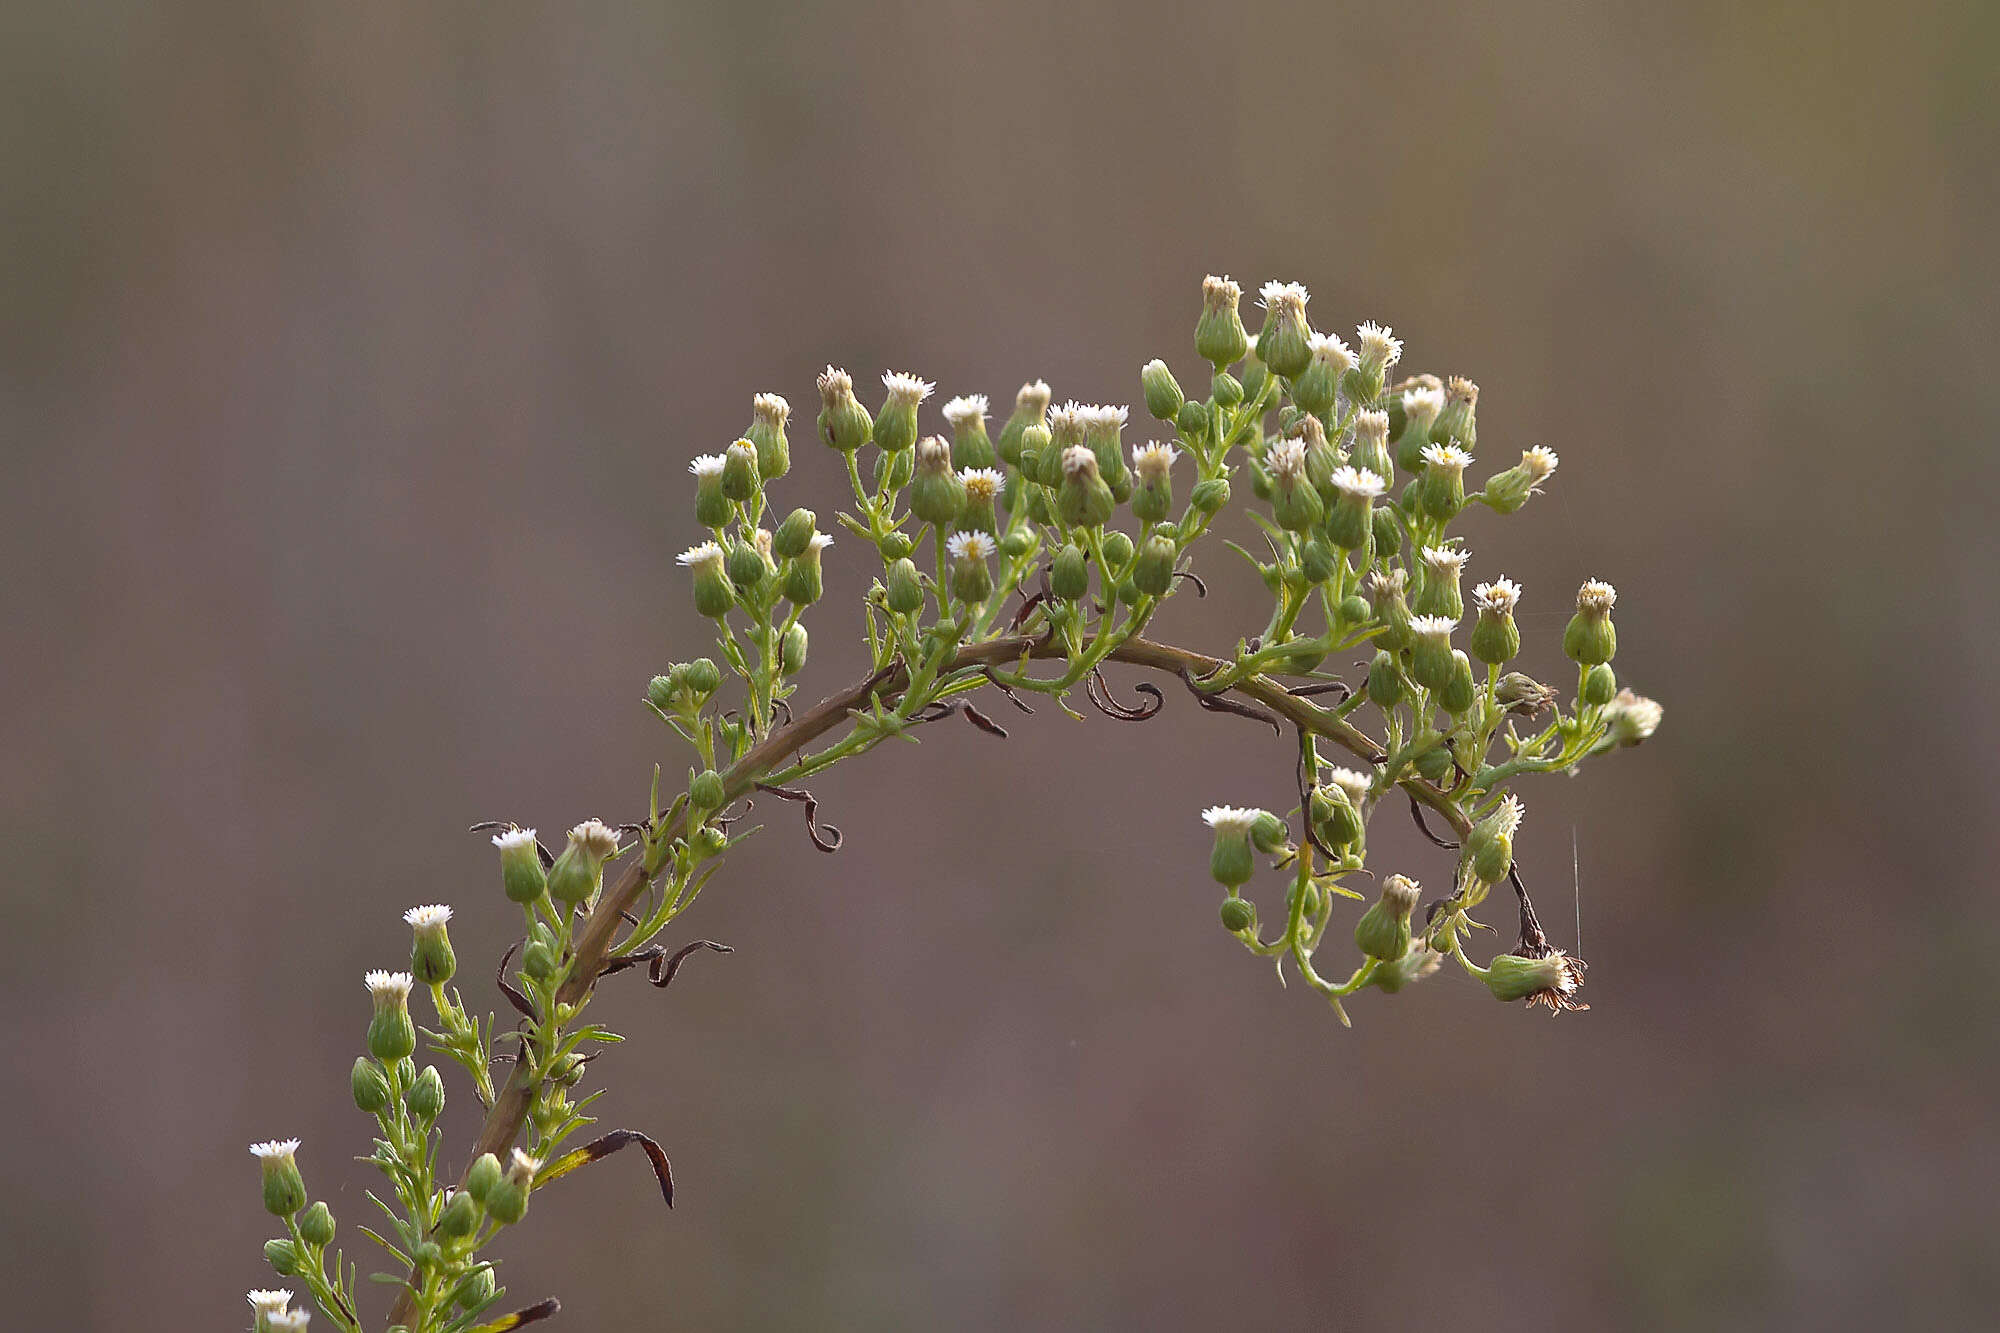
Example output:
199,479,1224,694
753,782,842,852
537,1128,676,1210
1177,666,1280,735
599,938,732,991
1407,794,1460,850
1086,668,1163,722
469,1296,561,1331
494,940,536,1020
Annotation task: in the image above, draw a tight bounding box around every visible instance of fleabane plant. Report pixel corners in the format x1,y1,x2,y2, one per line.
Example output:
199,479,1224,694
246,274,1661,1330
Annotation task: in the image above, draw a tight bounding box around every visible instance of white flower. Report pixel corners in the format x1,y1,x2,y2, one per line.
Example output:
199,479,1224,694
364,971,413,1001
941,394,989,426
677,541,725,571
1488,794,1525,838
1324,768,1371,804
687,453,726,477
1202,805,1266,832
1060,444,1098,477
248,1290,295,1317
1306,330,1355,370
1079,403,1129,432
1265,438,1309,480
817,366,853,400
402,904,452,930
1473,577,1521,613
1015,380,1052,413
1409,614,1457,641
725,439,756,465
568,819,621,857
1356,322,1403,367
1131,440,1178,481
1331,466,1386,499
946,531,996,561
1420,442,1473,471
509,1148,543,1179
959,467,1004,500
491,826,538,851
1576,579,1618,614
881,371,935,407
1520,446,1559,480
806,532,835,553
249,1138,301,1160
269,1311,311,1332
1049,400,1089,437
1422,545,1470,576
1353,408,1390,445
1257,280,1310,313
1402,385,1445,422
1365,567,1406,599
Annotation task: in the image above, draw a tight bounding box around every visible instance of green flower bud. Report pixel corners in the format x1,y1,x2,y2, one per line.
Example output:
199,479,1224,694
941,395,996,469
1175,398,1210,441
947,531,996,605
1602,688,1663,746
1265,440,1325,532
1430,375,1478,452
364,971,417,1063
1300,539,1336,585
413,1240,443,1270
485,1150,540,1226
521,938,558,981
1204,806,1265,888
1418,443,1472,521
1311,768,1369,850
1219,896,1256,933
1414,743,1454,784
771,508,817,560
352,1056,392,1113
1563,579,1619,665
546,818,620,907
465,1152,504,1205
455,1264,497,1311
1000,527,1034,560
1414,545,1469,620
1480,949,1586,1010
1290,331,1353,418
873,371,933,453
646,673,676,712
744,392,791,482
1020,422,1056,486
1369,943,1444,993
406,1064,445,1122
251,1139,307,1218
1254,281,1314,380
1439,649,1478,716
1132,533,1177,596
1101,530,1134,571
817,366,873,452
400,903,457,986
1366,650,1406,707
1582,662,1617,706
1130,441,1177,523
724,537,768,592
1371,505,1402,565
879,529,914,562
1464,795,1523,887
1344,323,1402,407
1469,578,1522,665
1250,810,1290,854
1482,446,1559,513
1195,274,1251,368
884,557,925,615
1366,568,1414,653
781,621,809,675
1393,383,1445,473
908,435,967,525
1189,476,1230,515
1140,358,1184,422
719,439,759,503
1326,466,1386,552
263,1238,301,1277
1050,543,1090,601
690,769,726,810
1354,873,1421,960
682,657,721,697
1408,616,1458,692
782,532,833,606
678,541,734,619
995,380,1051,468
436,1189,480,1240
1056,445,1117,528
298,1199,336,1248
690,454,733,528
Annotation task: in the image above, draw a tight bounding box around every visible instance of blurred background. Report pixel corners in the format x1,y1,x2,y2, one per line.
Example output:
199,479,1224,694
4,2,1996,1329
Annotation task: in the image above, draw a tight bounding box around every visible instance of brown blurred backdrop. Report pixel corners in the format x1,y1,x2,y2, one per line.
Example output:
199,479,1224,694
4,2,1997,1329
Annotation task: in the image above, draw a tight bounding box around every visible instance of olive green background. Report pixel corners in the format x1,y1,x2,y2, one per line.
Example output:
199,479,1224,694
4,3,1996,1329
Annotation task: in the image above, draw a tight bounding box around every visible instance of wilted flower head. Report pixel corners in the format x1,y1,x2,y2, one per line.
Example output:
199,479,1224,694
817,365,854,404
1015,379,1052,416
914,434,954,471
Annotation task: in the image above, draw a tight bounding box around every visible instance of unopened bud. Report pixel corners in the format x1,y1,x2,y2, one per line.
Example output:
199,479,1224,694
995,380,1051,468
1219,897,1256,933
352,1057,392,1113
782,532,833,606
1311,768,1369,850
1056,446,1117,528
1264,439,1325,532
1464,795,1523,886
466,1152,504,1204
1141,359,1184,421
724,537,767,592
884,557,925,615
436,1189,480,1240
781,621,808,674
1132,532,1177,596
1367,650,1406,707
720,439,759,503
1582,662,1617,706
771,508,817,560
484,1150,539,1226
1189,476,1230,515
1439,649,1478,716
455,1265,498,1311
263,1238,301,1277
1366,568,1414,652
908,435,966,525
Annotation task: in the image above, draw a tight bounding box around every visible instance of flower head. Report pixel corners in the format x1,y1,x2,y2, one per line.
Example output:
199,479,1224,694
1576,579,1618,614
914,434,954,471
1473,577,1521,614
1603,689,1663,746
1306,330,1356,372
687,453,726,478
1202,274,1242,311
806,532,835,553
677,541,725,572
1487,948,1588,1014
1265,438,1309,481
491,826,537,852
1409,614,1457,642
1061,443,1099,478
817,365,854,404
942,394,989,427
1257,280,1310,314
881,371,935,408
1365,567,1407,599
568,819,621,858
508,1148,542,1181
1402,384,1445,423
1014,380,1052,415
1356,322,1403,368
269,1311,311,1332
1521,446,1559,481
248,1290,295,1317
1324,767,1371,804
752,391,789,423
402,904,451,930
945,530,996,561
960,467,1004,501
1202,805,1266,833
1048,400,1089,444
250,1138,302,1161
1445,375,1479,405
1420,442,1473,472
364,971,413,1002
1131,440,1178,483
1079,403,1129,433
1330,465,1387,499
1422,545,1471,577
